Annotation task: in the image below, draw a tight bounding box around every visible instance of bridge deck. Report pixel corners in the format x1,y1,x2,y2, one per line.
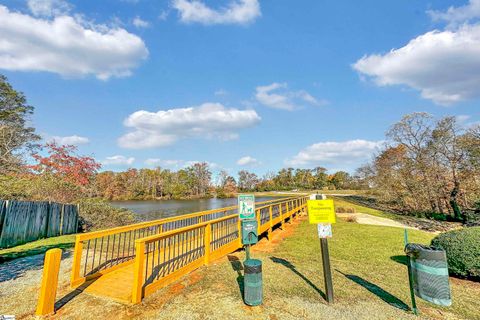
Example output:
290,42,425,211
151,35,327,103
84,263,135,303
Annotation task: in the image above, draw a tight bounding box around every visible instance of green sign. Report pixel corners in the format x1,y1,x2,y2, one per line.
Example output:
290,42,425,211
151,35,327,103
238,194,255,220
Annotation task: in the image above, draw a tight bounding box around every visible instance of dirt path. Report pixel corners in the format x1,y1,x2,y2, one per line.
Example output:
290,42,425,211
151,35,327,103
336,212,417,229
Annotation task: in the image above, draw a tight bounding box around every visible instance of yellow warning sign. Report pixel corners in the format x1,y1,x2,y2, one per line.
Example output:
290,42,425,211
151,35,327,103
307,199,336,224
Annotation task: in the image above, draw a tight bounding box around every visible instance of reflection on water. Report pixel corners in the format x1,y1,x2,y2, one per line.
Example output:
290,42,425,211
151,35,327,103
110,197,279,221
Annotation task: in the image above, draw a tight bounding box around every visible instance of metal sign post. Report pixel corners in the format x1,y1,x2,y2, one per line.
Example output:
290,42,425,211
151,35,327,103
239,194,256,261
320,236,334,303
308,194,336,304
404,229,418,316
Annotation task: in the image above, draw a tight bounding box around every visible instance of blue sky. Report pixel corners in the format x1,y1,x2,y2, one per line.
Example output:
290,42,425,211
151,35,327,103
1,0,479,177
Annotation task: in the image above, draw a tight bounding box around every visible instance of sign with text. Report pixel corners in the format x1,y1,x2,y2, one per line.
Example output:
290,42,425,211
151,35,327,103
317,223,332,238
307,199,336,224
238,194,255,220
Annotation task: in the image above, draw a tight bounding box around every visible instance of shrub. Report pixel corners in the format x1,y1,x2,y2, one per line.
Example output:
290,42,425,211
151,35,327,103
335,206,356,213
77,198,136,232
345,215,357,223
464,211,480,227
431,227,480,280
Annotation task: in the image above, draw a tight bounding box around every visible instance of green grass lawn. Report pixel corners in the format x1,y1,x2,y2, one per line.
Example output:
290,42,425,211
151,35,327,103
0,234,75,262
273,218,478,319
159,199,479,320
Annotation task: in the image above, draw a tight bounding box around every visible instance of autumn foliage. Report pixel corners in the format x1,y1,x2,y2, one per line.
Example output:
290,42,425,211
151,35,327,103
30,142,100,187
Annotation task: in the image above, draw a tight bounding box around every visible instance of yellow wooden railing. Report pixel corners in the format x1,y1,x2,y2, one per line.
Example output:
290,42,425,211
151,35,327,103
131,196,308,303
70,196,305,287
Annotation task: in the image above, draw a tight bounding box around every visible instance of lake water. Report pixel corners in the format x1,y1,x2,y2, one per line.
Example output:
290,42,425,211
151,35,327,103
110,196,280,221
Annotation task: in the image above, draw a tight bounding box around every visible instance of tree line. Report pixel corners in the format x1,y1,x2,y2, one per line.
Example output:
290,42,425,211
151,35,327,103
356,112,480,220
92,167,358,201
0,74,358,203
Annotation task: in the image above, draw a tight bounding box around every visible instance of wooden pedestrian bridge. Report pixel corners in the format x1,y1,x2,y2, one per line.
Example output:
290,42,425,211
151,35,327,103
70,195,308,304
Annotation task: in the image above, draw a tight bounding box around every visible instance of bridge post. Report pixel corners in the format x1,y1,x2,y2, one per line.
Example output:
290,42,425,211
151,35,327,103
237,218,242,248
132,241,146,304
36,248,62,316
279,204,283,228
70,235,83,288
268,205,273,240
204,223,211,265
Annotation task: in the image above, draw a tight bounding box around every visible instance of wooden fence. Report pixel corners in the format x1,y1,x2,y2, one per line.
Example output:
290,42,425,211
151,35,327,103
0,200,79,248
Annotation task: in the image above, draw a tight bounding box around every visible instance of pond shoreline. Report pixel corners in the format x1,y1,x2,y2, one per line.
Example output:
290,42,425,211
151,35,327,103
109,196,285,222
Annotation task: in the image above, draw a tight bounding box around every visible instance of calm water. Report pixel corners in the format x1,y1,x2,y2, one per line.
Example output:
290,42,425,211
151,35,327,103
110,196,280,221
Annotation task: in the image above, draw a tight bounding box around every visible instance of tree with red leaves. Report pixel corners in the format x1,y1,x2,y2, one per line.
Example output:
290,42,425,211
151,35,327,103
30,142,101,187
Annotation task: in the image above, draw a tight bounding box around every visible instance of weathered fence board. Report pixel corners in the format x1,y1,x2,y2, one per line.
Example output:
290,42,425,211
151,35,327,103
47,202,63,237
0,200,6,236
61,204,78,235
0,200,79,249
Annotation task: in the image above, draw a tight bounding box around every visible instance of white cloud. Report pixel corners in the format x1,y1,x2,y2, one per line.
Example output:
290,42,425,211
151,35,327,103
119,103,261,149
255,83,327,111
49,135,89,145
428,0,480,27
158,10,169,21
145,158,182,167
353,24,480,105
214,89,228,96
103,155,135,166
171,0,261,25
456,114,471,123
27,0,72,17
285,140,383,169
145,158,220,169
0,5,148,80
132,16,150,28
237,156,260,166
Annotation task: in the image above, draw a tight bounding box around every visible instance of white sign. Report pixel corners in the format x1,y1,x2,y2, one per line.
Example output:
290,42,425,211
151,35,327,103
238,194,255,220
317,223,332,238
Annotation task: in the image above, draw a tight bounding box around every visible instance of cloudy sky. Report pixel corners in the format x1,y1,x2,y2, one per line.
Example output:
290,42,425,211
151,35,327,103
1,0,479,175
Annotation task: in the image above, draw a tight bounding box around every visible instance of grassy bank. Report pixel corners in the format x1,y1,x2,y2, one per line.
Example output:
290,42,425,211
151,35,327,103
161,215,478,319
0,234,75,263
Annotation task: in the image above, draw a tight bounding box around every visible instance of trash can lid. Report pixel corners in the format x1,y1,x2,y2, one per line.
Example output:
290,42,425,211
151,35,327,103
244,259,262,274
405,243,446,260
244,259,262,267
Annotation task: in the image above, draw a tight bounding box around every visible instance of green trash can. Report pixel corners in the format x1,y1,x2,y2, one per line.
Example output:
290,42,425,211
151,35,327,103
244,259,262,306
405,243,452,306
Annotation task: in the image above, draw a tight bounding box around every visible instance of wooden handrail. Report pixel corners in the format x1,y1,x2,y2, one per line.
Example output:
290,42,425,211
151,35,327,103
130,196,309,303
71,195,308,289
77,196,297,241
134,213,238,245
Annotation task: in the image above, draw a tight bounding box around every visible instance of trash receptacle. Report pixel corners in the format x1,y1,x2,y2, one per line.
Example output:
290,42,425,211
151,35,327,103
405,243,451,306
244,259,262,306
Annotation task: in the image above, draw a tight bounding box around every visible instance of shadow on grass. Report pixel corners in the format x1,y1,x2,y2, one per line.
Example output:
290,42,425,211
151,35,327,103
270,256,326,300
55,279,97,311
227,255,244,300
336,269,410,311
390,255,407,266
0,242,75,264
0,250,71,282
